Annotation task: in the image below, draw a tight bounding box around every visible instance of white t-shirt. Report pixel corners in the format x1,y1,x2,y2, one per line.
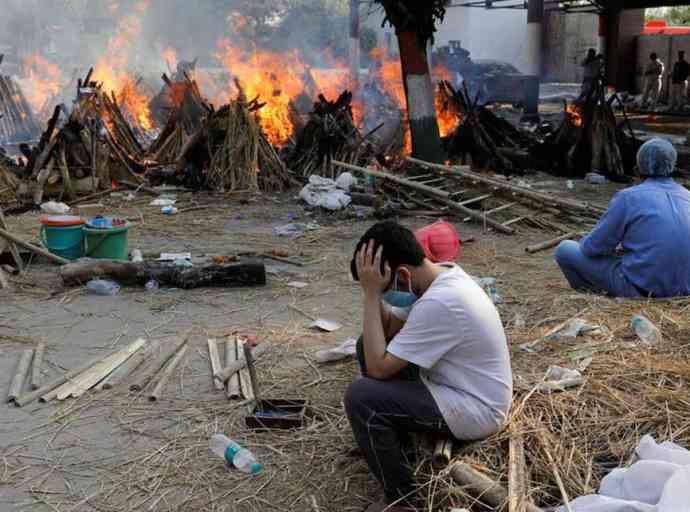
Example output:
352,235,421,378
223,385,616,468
387,265,513,440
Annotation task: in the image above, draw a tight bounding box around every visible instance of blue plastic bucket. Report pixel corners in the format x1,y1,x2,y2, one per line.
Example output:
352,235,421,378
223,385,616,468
40,216,85,261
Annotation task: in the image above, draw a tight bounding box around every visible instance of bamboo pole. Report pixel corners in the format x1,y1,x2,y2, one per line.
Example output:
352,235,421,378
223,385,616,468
96,340,151,391
207,339,224,391
215,343,270,384
237,338,255,400
509,429,527,512
7,349,33,402
31,343,45,390
129,338,187,392
149,345,187,401
242,341,260,401
407,157,606,216
332,161,514,234
0,227,69,265
55,338,147,399
225,336,240,399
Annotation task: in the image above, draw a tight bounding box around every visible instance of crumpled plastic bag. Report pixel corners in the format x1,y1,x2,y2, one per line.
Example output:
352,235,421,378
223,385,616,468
335,172,357,192
40,201,70,214
299,175,352,211
546,318,601,341
537,366,584,393
314,338,357,363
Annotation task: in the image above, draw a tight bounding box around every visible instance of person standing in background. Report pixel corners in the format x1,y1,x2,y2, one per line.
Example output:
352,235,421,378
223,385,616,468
642,53,664,111
580,48,603,101
670,51,690,112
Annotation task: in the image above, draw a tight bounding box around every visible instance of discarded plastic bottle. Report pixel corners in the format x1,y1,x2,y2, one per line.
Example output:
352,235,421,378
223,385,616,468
209,434,262,475
631,314,661,345
86,280,120,296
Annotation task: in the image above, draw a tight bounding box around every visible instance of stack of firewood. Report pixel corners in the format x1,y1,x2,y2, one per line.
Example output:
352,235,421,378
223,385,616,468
284,91,377,179
438,81,536,175
0,57,42,144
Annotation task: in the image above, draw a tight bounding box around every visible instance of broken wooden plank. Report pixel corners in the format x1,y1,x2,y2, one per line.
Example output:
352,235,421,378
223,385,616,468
7,349,33,402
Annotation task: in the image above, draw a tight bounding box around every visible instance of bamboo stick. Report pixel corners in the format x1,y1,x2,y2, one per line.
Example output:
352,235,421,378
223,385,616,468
225,336,240,399
0,227,69,265
207,339,224,391
7,349,33,402
31,343,45,390
56,338,146,399
27,351,119,406
525,232,586,254
407,157,606,216
509,429,527,512
242,341,260,401
215,343,270,384
237,338,255,400
332,161,514,234
96,340,151,391
129,338,187,392
148,345,187,401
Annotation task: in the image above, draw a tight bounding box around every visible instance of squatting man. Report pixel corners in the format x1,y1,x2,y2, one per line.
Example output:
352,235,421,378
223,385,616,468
344,221,513,512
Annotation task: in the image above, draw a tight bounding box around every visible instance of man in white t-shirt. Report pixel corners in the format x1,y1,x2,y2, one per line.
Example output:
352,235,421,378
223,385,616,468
345,221,513,512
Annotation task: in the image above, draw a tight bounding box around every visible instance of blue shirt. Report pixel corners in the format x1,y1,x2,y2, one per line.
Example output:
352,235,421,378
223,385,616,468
581,178,690,297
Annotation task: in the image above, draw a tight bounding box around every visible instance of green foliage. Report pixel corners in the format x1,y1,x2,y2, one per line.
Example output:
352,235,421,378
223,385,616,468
646,7,690,26
374,0,450,45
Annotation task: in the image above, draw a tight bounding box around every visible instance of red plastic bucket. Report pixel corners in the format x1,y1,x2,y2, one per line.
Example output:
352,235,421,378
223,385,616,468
415,221,460,263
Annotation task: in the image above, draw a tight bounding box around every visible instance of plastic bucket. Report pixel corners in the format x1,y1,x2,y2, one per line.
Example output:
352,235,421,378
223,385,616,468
83,225,130,260
40,216,85,261
415,221,461,263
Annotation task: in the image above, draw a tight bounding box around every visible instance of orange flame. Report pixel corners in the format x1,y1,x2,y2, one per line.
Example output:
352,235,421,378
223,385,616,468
22,54,63,114
566,104,583,127
92,4,153,131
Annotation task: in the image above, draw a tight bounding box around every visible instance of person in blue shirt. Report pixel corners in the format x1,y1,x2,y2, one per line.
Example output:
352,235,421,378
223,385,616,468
555,138,690,298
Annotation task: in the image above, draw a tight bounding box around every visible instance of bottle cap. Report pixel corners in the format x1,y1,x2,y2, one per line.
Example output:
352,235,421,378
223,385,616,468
250,463,262,475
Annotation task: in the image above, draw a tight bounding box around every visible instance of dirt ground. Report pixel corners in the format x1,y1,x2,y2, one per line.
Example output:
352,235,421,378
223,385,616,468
0,173,687,511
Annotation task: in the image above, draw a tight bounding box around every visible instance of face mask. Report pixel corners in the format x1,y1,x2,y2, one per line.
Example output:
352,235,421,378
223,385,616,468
383,272,418,308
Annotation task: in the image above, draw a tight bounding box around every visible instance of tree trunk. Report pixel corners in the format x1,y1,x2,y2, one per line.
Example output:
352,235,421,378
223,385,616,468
396,31,444,163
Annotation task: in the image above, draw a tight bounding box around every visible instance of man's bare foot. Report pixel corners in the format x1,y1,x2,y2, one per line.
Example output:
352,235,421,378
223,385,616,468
364,499,415,512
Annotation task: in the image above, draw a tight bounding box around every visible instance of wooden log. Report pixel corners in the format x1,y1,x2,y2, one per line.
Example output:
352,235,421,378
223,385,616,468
432,437,453,467
407,157,605,217
57,338,147,399
60,259,266,288
129,338,187,392
225,336,240,399
207,339,224,391
0,227,70,265
525,232,586,254
149,345,187,401
31,343,45,390
7,349,33,402
215,343,270,384
333,161,514,234
449,462,544,512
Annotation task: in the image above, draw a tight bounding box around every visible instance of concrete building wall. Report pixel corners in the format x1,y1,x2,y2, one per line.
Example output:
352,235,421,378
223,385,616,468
543,10,599,83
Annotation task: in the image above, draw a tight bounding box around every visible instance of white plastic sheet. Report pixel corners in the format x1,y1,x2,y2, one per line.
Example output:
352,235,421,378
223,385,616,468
559,436,690,512
299,175,352,211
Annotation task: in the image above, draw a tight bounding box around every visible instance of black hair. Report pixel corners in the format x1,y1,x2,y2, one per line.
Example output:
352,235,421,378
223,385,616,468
651,52,658,59
350,221,426,282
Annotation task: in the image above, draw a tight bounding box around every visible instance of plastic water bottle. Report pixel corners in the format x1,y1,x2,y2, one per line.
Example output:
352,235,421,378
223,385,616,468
631,315,661,345
161,206,178,215
209,434,262,475
86,280,120,296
